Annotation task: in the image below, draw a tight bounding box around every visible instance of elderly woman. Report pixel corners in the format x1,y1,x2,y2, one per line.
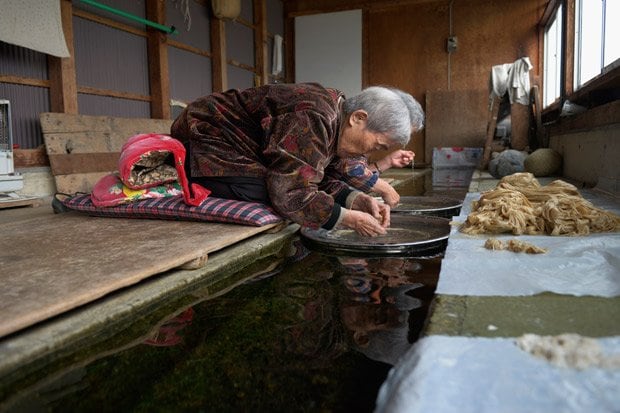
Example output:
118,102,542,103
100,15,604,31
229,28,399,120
170,83,424,236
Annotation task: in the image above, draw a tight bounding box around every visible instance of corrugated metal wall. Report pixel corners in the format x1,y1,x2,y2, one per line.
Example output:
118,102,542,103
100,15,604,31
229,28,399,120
73,18,150,95
169,47,212,102
0,42,49,149
226,0,254,90
167,0,212,103
227,18,255,90
0,0,284,149
166,1,210,50
0,83,49,150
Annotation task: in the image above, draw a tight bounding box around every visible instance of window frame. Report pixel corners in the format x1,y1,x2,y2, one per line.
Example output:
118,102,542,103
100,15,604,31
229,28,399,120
543,3,564,108
573,0,620,91
539,0,620,121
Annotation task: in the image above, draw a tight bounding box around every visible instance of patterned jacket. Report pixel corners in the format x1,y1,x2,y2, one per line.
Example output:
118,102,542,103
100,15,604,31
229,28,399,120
171,83,377,229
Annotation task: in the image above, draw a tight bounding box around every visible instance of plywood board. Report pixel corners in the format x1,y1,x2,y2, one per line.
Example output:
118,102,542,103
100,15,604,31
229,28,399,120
0,212,280,338
40,113,174,195
425,89,488,164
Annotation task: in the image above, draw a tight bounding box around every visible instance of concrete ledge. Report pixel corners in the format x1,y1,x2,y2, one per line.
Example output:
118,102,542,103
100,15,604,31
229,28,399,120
15,167,56,198
0,224,299,402
426,294,620,338
376,168,620,413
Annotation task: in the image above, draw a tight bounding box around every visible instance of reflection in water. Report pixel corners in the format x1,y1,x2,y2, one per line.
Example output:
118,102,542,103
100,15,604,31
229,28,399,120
6,243,439,413
338,257,424,365
143,308,195,347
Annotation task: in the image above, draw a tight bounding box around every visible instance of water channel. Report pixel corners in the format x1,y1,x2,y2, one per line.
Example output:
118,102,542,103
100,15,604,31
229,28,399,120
1,168,473,413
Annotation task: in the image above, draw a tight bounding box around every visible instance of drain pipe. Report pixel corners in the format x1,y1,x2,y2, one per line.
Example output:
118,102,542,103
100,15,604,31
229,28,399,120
80,0,178,34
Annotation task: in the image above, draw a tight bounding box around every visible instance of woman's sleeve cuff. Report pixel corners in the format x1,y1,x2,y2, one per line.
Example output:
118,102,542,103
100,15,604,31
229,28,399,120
333,187,353,206
322,203,345,230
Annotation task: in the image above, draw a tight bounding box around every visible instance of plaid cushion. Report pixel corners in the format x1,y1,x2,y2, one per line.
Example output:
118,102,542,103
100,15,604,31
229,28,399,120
62,194,283,227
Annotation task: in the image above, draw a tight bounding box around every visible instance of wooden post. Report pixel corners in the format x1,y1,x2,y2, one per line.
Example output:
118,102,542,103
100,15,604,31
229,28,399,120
510,102,530,151
210,17,227,92
48,0,78,114
146,0,170,119
481,95,501,169
283,11,295,83
253,0,269,86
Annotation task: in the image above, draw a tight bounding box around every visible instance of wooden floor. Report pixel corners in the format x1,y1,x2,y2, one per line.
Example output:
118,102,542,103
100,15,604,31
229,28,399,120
0,204,283,338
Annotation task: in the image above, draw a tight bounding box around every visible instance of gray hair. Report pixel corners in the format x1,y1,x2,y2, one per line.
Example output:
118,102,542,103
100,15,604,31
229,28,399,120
343,86,425,146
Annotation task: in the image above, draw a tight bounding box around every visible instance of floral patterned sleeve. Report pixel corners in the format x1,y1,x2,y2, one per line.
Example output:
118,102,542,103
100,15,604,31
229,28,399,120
325,156,379,193
262,111,351,230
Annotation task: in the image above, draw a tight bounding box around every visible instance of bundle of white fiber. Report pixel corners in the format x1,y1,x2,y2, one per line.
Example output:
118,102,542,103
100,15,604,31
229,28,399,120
461,173,620,236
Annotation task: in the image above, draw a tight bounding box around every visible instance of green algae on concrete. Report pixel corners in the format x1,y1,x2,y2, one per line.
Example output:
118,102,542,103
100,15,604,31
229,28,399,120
426,293,620,337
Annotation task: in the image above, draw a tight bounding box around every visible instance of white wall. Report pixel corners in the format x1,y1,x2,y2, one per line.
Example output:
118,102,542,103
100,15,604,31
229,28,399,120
295,10,362,98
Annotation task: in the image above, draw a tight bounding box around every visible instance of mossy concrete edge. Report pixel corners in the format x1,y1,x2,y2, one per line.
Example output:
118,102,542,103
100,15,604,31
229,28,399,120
0,224,300,379
425,293,620,338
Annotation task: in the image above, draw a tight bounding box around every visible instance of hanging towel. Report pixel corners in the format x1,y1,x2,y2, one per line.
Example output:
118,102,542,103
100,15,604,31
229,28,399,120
0,0,70,57
489,63,512,99
508,57,533,105
272,34,283,76
489,57,533,105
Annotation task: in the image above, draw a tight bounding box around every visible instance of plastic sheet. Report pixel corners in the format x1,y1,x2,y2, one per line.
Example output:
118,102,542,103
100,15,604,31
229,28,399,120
440,192,620,297
375,335,620,413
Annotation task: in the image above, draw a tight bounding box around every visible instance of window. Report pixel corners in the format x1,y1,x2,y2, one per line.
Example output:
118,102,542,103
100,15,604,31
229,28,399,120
574,0,620,90
544,4,563,107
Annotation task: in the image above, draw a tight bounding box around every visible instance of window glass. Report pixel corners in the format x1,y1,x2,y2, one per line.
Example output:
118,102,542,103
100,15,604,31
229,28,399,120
604,0,620,66
578,0,603,85
544,5,562,107
575,0,618,89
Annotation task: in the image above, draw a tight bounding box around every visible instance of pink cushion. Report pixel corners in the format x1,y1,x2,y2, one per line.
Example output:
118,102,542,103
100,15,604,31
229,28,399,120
62,193,284,227
91,174,184,207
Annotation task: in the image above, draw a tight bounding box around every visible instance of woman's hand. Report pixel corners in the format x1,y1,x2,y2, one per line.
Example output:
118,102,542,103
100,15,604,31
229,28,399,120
387,149,415,168
341,209,387,237
381,186,400,208
371,178,400,208
350,193,390,228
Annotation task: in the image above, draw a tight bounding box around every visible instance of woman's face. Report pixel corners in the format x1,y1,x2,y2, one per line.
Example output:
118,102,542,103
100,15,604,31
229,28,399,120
337,110,394,158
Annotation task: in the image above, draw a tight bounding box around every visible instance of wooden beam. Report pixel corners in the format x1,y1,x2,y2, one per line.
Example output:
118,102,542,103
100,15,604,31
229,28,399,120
210,16,227,92
227,59,257,73
0,75,49,88
548,99,620,135
253,0,269,86
77,85,151,102
48,0,78,114
146,0,170,119
564,0,575,97
284,0,441,17
284,16,295,83
236,16,256,29
168,40,212,58
48,152,120,175
540,0,560,29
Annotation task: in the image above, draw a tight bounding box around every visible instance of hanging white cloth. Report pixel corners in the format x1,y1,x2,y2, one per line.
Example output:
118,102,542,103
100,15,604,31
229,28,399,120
490,63,512,99
0,0,70,57
272,34,283,76
489,57,533,105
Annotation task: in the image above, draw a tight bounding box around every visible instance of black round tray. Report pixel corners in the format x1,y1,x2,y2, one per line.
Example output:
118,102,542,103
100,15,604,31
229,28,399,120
300,214,451,257
391,196,462,218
